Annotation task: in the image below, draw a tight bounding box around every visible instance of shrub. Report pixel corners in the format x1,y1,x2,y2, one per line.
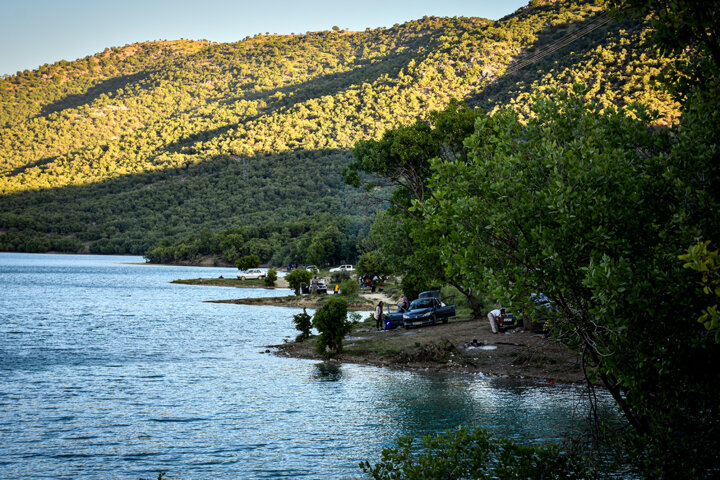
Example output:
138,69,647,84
292,307,313,342
286,269,312,295
264,269,277,287
236,254,260,271
330,271,351,284
360,426,591,480
339,278,359,296
312,297,352,358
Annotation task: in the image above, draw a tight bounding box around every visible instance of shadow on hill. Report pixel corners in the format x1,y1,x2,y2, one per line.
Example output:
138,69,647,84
4,156,58,177
162,47,432,155
242,48,426,105
38,71,152,117
466,11,636,109
0,147,363,254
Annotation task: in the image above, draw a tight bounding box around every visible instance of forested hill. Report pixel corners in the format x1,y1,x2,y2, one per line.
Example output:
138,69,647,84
0,0,678,264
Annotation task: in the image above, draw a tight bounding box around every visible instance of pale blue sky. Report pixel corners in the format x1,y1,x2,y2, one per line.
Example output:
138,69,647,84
0,0,528,77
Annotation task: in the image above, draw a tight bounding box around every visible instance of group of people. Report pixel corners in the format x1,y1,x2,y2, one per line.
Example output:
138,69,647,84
360,275,386,293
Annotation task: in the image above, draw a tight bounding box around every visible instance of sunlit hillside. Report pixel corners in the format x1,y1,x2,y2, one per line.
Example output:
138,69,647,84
0,0,677,259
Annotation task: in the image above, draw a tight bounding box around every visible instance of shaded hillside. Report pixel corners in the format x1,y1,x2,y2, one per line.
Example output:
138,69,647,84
0,0,678,261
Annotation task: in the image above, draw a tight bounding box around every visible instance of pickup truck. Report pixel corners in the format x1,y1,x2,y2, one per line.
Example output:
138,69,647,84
401,290,455,328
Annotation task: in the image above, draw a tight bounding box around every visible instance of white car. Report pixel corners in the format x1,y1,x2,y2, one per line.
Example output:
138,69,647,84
315,280,328,294
237,268,266,280
329,264,354,273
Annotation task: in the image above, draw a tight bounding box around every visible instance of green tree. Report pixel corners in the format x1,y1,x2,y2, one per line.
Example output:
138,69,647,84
264,268,278,287
292,307,313,342
236,254,260,271
306,224,343,267
345,101,485,315
356,250,390,278
286,268,313,295
680,241,720,342
423,89,720,476
361,426,591,480
312,297,352,358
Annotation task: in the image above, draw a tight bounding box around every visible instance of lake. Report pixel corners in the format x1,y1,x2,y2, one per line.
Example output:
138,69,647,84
0,253,619,479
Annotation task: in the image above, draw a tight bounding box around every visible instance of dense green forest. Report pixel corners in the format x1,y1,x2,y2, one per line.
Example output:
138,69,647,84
0,0,677,265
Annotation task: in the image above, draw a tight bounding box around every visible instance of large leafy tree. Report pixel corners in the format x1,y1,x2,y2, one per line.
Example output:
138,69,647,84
345,101,486,310
285,269,313,295
612,0,720,345
423,88,720,476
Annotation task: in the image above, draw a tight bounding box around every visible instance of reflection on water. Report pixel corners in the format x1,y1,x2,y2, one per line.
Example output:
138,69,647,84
0,253,623,479
313,362,344,381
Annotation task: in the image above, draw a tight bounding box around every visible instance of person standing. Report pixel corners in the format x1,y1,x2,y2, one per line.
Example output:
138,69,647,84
487,308,505,334
400,296,410,312
374,301,384,331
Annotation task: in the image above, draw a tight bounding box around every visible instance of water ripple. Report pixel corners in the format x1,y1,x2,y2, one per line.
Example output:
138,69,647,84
1,253,622,479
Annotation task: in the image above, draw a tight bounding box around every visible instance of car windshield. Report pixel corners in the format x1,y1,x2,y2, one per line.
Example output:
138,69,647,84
410,299,433,309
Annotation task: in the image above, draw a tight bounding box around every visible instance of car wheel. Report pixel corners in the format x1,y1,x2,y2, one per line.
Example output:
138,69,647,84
240,276,246,280
442,317,448,324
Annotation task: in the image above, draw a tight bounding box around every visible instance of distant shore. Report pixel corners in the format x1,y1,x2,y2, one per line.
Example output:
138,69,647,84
208,294,377,311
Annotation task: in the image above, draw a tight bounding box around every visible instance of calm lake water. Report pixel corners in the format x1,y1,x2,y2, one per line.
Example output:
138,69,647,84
0,253,620,479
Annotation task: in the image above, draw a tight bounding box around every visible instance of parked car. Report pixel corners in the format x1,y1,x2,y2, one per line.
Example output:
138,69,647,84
237,268,266,280
329,264,354,273
495,308,520,331
315,280,328,294
531,293,554,312
527,293,556,331
305,265,318,273
383,303,405,330
402,290,456,328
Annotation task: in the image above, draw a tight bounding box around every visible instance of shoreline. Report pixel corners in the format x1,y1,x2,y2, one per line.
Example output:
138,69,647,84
176,277,585,384
270,318,586,384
